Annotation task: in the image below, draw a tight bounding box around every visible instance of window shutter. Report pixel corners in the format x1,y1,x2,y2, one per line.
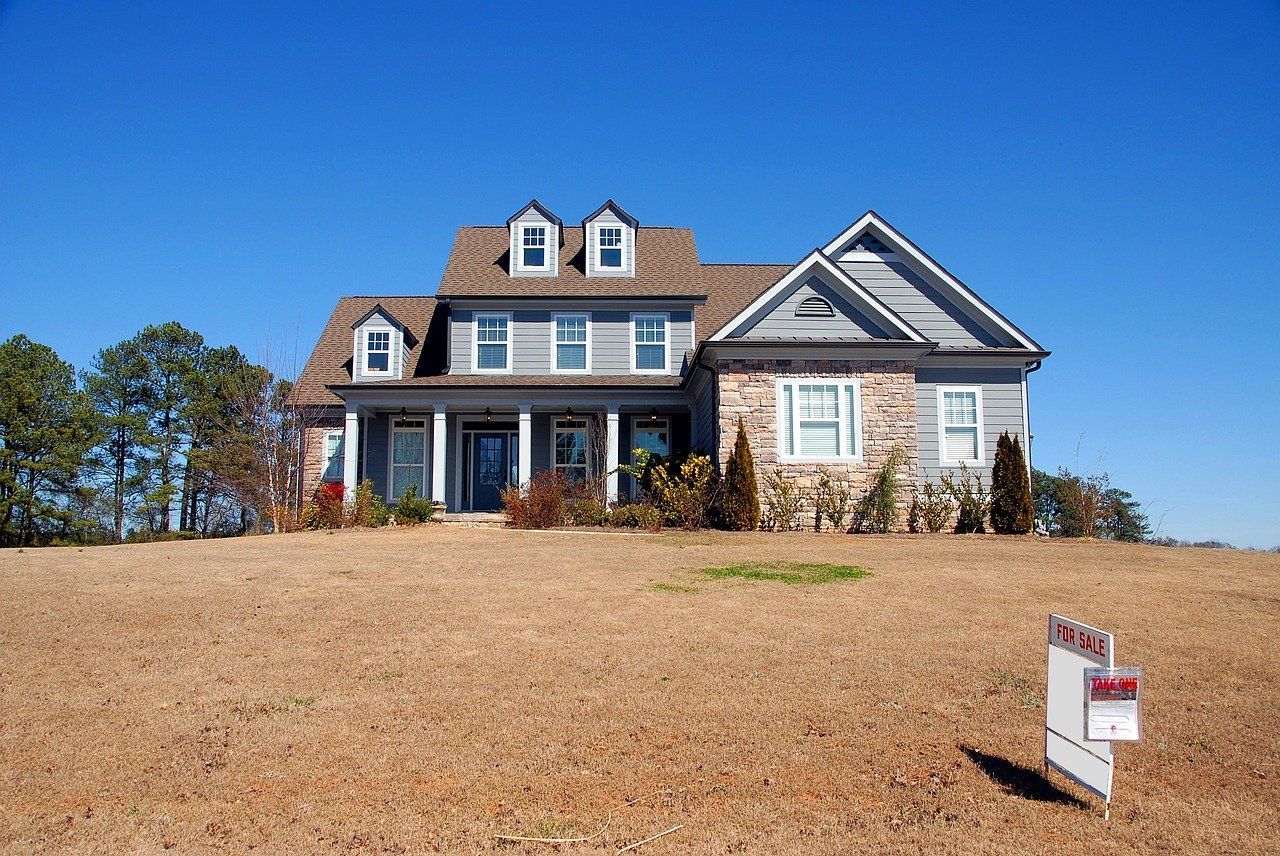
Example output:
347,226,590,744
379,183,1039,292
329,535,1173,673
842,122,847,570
844,384,859,457
780,384,794,456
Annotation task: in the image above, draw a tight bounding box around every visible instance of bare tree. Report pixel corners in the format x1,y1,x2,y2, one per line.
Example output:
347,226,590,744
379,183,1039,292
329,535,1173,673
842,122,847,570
586,411,609,505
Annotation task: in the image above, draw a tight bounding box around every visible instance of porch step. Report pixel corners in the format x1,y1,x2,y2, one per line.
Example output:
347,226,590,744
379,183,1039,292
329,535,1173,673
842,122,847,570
441,512,507,528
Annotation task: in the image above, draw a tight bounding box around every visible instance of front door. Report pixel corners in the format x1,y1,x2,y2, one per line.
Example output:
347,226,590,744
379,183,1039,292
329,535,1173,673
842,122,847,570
470,432,511,511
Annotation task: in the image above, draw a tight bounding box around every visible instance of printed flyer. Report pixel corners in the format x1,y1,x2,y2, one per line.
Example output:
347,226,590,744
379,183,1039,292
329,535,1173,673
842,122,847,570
1084,667,1142,741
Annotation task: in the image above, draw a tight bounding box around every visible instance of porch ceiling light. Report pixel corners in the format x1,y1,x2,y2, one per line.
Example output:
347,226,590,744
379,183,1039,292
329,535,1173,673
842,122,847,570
649,407,659,422
564,406,574,420
484,406,493,421
398,406,408,420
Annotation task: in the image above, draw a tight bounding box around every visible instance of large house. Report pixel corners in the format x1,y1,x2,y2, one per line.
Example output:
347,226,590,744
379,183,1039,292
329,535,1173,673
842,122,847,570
293,201,1048,515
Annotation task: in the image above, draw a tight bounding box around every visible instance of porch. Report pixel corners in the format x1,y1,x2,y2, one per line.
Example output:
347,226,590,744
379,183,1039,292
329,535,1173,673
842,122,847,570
336,398,695,512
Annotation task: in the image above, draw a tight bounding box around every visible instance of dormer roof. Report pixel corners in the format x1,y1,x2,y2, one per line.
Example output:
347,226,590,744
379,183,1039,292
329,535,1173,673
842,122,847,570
582,199,639,229
505,199,564,230
350,303,419,347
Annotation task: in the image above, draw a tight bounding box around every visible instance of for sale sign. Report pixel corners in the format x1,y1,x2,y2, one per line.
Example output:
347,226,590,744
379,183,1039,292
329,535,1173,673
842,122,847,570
1085,667,1142,742
1045,615,1114,802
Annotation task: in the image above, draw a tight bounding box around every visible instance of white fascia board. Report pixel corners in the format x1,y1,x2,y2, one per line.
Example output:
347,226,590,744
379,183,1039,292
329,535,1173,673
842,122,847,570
822,211,1040,351
707,250,926,343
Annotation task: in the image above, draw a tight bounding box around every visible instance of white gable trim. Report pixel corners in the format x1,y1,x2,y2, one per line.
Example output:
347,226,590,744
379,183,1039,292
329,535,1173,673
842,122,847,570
708,250,927,343
822,211,1039,350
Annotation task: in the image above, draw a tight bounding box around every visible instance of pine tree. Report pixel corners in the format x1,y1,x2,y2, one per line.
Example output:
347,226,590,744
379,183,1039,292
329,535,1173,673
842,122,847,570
721,417,760,530
990,431,1034,534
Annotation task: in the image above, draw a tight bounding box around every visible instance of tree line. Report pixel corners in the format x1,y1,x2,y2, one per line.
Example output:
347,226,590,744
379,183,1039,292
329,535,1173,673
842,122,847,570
0,325,305,547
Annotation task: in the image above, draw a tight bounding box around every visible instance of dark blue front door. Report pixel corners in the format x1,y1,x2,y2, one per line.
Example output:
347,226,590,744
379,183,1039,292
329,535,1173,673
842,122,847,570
471,432,511,511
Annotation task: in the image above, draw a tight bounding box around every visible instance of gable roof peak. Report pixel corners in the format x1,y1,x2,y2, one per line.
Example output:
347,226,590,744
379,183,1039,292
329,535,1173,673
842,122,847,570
505,198,563,228
350,303,419,346
582,199,639,229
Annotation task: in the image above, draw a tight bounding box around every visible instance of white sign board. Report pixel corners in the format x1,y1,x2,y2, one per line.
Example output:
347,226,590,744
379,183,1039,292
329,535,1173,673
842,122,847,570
1046,615,1114,802
1085,667,1142,742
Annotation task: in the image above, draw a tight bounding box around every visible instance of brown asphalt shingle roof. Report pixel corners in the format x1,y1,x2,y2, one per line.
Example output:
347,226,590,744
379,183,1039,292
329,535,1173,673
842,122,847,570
293,230,799,406
437,226,706,297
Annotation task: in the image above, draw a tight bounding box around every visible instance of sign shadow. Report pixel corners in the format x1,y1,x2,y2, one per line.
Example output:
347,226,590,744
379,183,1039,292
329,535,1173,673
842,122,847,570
959,745,1087,807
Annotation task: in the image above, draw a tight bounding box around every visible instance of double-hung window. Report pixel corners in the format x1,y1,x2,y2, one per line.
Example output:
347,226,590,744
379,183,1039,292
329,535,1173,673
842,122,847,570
553,419,588,483
474,313,511,372
521,226,548,269
365,330,391,373
597,226,623,268
553,313,589,372
776,378,863,461
938,386,983,464
631,313,668,373
322,429,345,482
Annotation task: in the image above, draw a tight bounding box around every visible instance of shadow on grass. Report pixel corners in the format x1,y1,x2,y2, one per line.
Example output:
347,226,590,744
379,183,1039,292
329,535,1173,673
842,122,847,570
959,745,1088,807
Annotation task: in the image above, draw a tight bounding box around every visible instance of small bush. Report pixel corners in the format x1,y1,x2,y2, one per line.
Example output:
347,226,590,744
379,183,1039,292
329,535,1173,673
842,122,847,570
990,432,1034,534
609,502,662,531
124,529,201,544
650,454,717,530
721,418,761,531
313,482,346,529
814,469,854,532
567,498,610,527
351,479,389,528
914,482,955,533
852,446,906,533
941,464,991,534
500,470,571,529
761,468,805,531
394,484,435,524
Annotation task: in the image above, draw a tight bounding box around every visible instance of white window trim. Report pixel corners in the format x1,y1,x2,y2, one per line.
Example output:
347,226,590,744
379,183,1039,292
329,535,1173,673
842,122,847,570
936,384,985,465
550,312,592,374
774,377,864,463
321,428,345,483
362,326,394,375
551,418,590,479
630,312,670,375
472,311,513,374
630,416,670,462
388,418,428,501
517,224,551,272
594,223,625,270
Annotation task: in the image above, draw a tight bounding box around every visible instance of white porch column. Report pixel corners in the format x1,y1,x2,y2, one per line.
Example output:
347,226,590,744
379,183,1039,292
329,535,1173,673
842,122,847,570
605,406,620,504
431,405,448,506
517,404,533,488
342,404,360,499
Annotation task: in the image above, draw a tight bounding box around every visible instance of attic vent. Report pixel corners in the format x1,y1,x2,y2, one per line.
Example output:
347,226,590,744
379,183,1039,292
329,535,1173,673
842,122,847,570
796,295,835,317
851,234,890,253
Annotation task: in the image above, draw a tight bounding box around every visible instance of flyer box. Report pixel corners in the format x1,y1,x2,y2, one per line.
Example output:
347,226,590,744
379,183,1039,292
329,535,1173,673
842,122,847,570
1083,667,1142,742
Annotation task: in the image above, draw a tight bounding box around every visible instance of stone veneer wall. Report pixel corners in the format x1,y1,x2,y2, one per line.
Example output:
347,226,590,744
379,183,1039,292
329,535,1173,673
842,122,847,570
716,359,919,530
300,416,344,504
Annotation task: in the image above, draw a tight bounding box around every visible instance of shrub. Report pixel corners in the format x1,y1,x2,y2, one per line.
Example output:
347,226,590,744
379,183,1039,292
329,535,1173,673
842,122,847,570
500,470,571,529
914,482,955,533
813,469,853,532
394,484,435,524
609,502,662,531
853,446,906,533
941,464,991,534
990,432,1034,534
721,418,760,531
908,496,922,533
124,529,201,543
761,468,805,532
567,498,610,527
312,482,347,529
650,454,717,530
617,447,663,501
351,479,389,528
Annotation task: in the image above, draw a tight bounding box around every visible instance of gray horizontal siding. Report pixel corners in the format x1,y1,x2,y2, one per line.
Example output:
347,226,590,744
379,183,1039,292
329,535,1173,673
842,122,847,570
692,373,717,462
916,367,1025,483
739,277,887,340
450,306,693,375
840,260,1002,347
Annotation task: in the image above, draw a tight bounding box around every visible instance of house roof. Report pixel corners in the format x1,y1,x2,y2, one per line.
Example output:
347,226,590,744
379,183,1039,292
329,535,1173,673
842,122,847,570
330,373,684,390
293,296,440,407
436,226,705,298
349,303,419,347
695,263,794,342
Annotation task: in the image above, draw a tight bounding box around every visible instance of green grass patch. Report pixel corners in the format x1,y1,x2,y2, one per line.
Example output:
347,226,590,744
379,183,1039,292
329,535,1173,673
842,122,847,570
648,582,701,593
698,561,870,585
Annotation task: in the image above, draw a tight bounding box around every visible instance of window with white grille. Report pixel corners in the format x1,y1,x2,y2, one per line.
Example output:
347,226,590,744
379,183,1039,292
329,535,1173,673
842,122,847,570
474,314,511,372
553,314,589,372
597,226,623,268
776,379,862,461
631,314,668,373
365,330,391,373
521,226,548,269
938,386,983,464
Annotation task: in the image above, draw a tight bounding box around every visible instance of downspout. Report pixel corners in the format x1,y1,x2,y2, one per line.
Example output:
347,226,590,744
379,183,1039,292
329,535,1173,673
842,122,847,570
441,298,452,374
1022,359,1042,480
694,347,720,466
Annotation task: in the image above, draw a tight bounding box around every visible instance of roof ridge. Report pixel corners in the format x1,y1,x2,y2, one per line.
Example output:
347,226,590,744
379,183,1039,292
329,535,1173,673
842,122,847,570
459,224,692,230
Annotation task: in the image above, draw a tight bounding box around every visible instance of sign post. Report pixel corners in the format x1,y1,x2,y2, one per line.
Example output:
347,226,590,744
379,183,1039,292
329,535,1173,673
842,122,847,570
1045,615,1116,817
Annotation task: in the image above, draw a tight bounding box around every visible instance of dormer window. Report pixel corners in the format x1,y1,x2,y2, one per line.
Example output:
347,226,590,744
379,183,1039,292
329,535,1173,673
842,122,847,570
365,330,391,373
597,226,623,268
521,226,548,270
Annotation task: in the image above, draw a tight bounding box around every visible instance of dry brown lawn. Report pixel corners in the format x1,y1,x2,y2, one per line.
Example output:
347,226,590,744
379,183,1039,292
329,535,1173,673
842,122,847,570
1,527,1277,854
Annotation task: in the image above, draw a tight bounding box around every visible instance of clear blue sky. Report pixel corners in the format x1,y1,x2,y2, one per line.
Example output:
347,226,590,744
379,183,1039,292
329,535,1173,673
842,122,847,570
2,2,1277,546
